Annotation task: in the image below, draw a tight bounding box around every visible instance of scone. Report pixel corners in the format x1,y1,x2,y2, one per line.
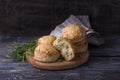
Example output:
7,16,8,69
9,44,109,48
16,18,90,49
53,38,75,61
61,24,86,43
73,38,88,53
34,44,60,63
38,35,56,45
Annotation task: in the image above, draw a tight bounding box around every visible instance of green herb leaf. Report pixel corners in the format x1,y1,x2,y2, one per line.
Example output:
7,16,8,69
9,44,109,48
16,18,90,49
7,40,37,62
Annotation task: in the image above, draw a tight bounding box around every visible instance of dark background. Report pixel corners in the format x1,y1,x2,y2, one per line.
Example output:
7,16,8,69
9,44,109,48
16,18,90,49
0,0,120,36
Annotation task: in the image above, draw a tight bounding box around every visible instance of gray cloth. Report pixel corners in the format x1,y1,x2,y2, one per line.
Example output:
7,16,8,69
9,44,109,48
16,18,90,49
50,15,104,46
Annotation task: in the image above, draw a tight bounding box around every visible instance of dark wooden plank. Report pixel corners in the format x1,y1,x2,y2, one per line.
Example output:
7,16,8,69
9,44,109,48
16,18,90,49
0,70,120,80
0,57,120,80
1,57,120,72
0,36,120,80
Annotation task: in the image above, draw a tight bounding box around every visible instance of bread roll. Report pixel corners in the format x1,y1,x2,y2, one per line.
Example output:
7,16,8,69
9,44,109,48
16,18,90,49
61,24,86,43
53,38,75,61
38,35,56,45
34,44,60,63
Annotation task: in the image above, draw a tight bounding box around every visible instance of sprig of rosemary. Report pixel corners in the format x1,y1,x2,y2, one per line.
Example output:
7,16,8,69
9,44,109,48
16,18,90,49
6,40,37,62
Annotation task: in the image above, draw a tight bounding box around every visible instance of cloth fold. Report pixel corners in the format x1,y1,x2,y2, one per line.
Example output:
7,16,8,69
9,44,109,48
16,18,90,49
50,15,104,46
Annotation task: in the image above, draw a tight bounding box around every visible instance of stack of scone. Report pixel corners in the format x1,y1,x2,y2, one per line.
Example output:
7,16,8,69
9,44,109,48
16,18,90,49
34,24,88,63
34,35,60,63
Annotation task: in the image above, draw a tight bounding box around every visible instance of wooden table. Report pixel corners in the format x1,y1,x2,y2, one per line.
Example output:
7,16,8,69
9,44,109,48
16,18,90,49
0,35,120,80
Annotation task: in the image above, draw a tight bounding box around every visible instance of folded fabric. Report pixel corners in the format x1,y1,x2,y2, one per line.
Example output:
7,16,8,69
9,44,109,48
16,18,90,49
50,15,104,46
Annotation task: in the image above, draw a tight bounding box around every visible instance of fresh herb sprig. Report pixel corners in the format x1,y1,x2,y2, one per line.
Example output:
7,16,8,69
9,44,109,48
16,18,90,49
6,40,37,62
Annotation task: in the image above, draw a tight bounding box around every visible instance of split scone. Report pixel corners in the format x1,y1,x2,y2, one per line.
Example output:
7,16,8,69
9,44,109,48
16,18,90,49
53,38,75,61
34,44,60,63
38,35,56,45
61,24,86,43
73,38,88,53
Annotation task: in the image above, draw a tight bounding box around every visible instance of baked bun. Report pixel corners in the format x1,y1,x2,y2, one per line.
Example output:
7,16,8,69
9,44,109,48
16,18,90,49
61,24,86,43
73,38,88,53
34,44,60,63
38,35,56,45
53,38,75,61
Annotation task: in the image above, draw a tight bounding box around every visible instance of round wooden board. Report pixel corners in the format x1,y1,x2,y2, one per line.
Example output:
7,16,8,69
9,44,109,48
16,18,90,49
26,50,89,70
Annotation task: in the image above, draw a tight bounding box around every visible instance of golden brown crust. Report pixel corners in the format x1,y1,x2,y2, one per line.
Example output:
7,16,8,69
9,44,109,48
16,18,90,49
38,35,56,45
34,44,60,63
61,24,86,42
73,38,88,53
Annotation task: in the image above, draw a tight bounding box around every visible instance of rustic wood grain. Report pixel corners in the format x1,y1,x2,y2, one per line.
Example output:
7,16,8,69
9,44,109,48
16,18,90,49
1,57,120,80
0,36,120,80
0,0,120,35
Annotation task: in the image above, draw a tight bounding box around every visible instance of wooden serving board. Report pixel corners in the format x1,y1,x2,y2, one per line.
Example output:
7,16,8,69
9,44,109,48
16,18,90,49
26,50,89,70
